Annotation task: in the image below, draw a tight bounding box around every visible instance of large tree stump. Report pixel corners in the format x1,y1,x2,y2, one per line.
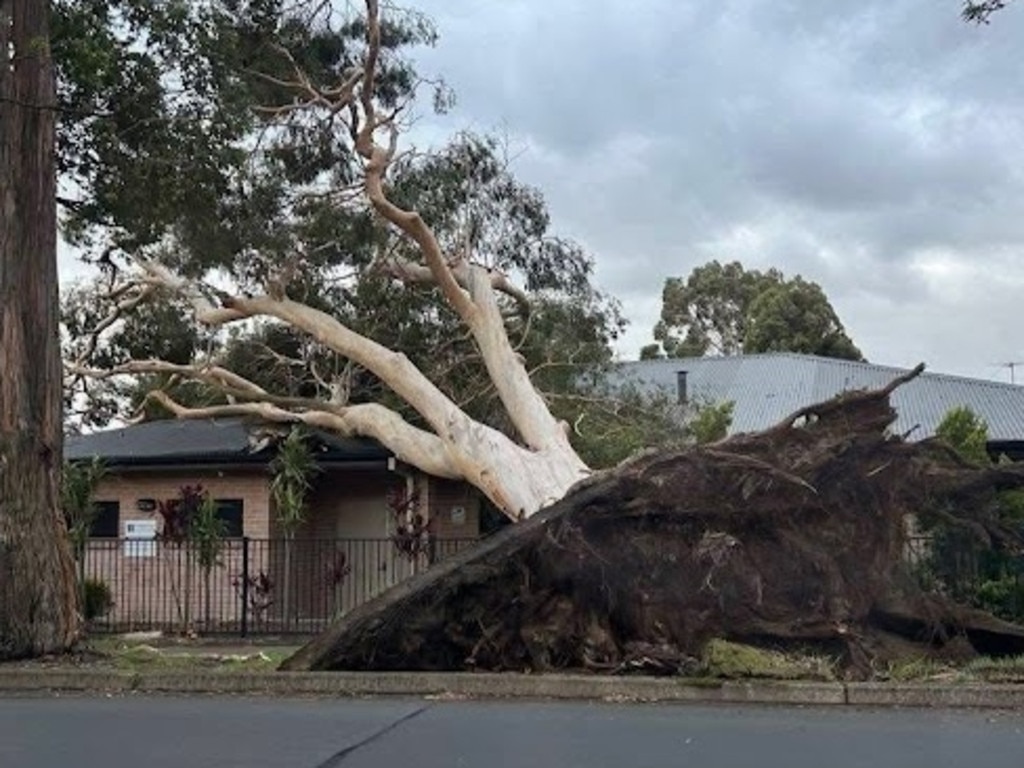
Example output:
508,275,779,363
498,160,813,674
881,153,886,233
282,365,1024,676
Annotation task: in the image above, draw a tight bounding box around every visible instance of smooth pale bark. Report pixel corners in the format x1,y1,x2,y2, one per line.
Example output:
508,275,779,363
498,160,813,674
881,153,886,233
0,0,79,657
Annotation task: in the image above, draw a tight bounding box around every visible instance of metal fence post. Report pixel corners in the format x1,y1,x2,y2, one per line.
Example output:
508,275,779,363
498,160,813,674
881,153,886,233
240,536,250,638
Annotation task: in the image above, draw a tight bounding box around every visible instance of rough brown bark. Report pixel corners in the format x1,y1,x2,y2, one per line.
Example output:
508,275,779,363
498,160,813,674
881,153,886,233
0,0,79,658
282,367,1024,677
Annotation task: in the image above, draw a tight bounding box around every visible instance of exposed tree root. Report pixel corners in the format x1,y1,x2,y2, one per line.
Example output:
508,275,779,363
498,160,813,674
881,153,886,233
282,364,1024,677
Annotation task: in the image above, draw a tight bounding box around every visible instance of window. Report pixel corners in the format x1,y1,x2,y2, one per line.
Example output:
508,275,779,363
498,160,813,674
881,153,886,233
216,499,244,538
90,502,120,538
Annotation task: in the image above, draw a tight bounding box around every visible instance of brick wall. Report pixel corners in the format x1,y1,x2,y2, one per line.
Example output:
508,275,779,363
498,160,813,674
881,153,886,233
426,476,480,539
82,466,482,632
85,469,272,631
92,468,273,538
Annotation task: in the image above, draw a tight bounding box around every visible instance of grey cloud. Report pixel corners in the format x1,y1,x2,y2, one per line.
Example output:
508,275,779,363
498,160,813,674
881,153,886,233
61,0,1024,377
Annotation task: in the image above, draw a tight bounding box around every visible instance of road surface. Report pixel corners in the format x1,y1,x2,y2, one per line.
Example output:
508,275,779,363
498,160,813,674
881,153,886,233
1,694,1022,767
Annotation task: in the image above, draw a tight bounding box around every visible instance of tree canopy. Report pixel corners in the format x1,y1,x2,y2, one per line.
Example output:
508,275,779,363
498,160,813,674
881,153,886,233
649,260,863,361
61,0,654,519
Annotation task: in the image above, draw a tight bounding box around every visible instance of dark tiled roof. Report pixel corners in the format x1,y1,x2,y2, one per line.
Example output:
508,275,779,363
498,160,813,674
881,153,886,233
65,418,391,467
615,353,1024,441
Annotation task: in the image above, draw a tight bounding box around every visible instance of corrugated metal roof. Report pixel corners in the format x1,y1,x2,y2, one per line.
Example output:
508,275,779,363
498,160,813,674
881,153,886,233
65,418,391,466
615,353,1024,441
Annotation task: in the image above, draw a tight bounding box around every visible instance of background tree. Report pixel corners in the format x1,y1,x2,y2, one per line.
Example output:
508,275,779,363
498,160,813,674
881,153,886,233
654,261,780,357
0,0,79,658
651,260,862,361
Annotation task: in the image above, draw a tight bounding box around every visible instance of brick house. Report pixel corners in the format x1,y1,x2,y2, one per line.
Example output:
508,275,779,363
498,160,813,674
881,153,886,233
66,418,483,632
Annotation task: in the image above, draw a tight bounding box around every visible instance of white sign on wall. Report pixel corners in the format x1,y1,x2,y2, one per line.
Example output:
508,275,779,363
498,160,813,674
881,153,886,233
124,519,157,558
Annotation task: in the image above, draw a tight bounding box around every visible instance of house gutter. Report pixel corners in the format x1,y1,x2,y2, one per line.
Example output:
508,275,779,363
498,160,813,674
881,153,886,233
102,459,391,474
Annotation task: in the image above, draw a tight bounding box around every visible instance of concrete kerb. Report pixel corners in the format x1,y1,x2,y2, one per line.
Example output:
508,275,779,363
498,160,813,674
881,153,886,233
0,668,1020,708
846,682,1024,709
0,671,1019,712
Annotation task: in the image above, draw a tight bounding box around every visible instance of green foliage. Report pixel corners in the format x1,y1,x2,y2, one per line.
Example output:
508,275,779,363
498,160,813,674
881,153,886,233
963,1,1013,23
918,407,1024,622
687,400,734,445
191,493,228,572
655,260,778,357
974,575,1024,620
562,385,681,470
53,0,433,260
270,428,320,536
936,406,990,465
60,458,106,558
639,343,664,361
156,484,226,555
82,579,113,621
652,260,861,361
66,129,623,442
743,279,862,360
963,653,1024,682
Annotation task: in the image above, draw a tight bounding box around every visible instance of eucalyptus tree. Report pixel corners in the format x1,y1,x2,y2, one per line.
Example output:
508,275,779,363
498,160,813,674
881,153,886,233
652,261,862,361
66,0,626,519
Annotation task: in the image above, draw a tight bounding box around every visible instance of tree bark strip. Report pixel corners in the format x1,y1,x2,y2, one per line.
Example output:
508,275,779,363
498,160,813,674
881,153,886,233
0,0,79,658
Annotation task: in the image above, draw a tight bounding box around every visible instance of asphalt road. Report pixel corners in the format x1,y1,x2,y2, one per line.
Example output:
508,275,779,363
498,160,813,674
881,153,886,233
2,695,1023,768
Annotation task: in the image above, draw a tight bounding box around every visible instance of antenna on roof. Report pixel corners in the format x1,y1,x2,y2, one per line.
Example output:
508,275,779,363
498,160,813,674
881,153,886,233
992,361,1024,384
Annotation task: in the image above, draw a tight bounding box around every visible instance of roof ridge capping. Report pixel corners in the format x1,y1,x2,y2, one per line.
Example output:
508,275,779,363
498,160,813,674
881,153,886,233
621,352,1024,391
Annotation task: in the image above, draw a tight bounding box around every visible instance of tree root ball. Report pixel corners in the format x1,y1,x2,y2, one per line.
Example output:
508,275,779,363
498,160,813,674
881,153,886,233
282,366,1024,678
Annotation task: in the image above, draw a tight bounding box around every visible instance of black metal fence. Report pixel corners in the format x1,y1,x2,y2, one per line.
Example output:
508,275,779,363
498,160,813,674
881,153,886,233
81,537,478,636
906,533,1024,622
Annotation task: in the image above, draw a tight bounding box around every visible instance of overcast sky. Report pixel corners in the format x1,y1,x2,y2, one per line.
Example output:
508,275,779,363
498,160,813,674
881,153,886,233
58,0,1024,381
398,0,1024,381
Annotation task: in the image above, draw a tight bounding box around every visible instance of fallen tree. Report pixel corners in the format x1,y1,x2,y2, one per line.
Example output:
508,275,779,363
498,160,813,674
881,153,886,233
282,365,1024,677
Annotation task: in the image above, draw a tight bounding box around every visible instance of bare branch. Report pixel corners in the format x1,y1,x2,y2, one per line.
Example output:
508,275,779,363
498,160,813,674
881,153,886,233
375,252,531,315
135,259,249,326
69,282,155,371
145,391,460,479
71,359,268,397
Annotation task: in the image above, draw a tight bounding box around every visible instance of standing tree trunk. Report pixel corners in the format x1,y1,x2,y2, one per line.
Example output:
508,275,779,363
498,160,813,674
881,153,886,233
0,0,79,658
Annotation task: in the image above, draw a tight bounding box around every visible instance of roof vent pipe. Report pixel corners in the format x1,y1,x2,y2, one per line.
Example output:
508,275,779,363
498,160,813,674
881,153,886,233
676,370,688,404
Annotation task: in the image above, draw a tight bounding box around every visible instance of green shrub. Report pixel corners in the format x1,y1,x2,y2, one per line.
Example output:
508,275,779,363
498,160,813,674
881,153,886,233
974,576,1024,622
83,579,113,620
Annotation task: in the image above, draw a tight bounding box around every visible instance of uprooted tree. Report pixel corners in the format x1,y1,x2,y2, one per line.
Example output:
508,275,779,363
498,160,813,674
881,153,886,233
283,367,1024,676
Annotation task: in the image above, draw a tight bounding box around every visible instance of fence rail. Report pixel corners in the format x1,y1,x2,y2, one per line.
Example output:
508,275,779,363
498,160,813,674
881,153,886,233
82,536,478,636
